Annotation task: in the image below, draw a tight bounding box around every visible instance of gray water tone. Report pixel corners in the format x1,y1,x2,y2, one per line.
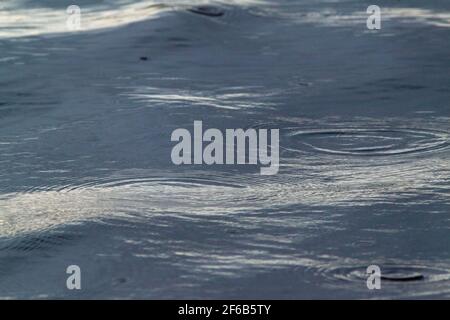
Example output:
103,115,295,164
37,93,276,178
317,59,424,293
0,0,449,299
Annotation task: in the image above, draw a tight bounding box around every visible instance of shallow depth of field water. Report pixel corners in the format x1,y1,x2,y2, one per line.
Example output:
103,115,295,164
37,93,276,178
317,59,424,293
0,0,449,298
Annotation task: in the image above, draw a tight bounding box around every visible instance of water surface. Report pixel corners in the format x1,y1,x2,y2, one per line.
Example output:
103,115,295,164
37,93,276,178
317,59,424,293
0,0,449,298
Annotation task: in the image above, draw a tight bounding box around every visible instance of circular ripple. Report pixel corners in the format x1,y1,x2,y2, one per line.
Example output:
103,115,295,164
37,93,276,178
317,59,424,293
315,264,450,285
285,128,449,156
188,6,225,17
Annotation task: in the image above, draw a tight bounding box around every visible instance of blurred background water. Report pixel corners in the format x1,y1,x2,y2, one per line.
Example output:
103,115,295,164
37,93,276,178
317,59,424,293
0,0,449,298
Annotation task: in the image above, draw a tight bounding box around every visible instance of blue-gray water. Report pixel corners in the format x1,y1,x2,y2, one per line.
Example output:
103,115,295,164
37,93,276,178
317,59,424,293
0,0,449,298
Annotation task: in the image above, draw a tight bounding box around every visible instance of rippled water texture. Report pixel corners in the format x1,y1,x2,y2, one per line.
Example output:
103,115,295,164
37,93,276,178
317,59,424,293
0,0,449,298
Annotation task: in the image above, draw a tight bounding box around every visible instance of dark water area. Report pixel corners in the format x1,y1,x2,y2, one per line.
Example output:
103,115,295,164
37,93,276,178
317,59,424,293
0,0,449,298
